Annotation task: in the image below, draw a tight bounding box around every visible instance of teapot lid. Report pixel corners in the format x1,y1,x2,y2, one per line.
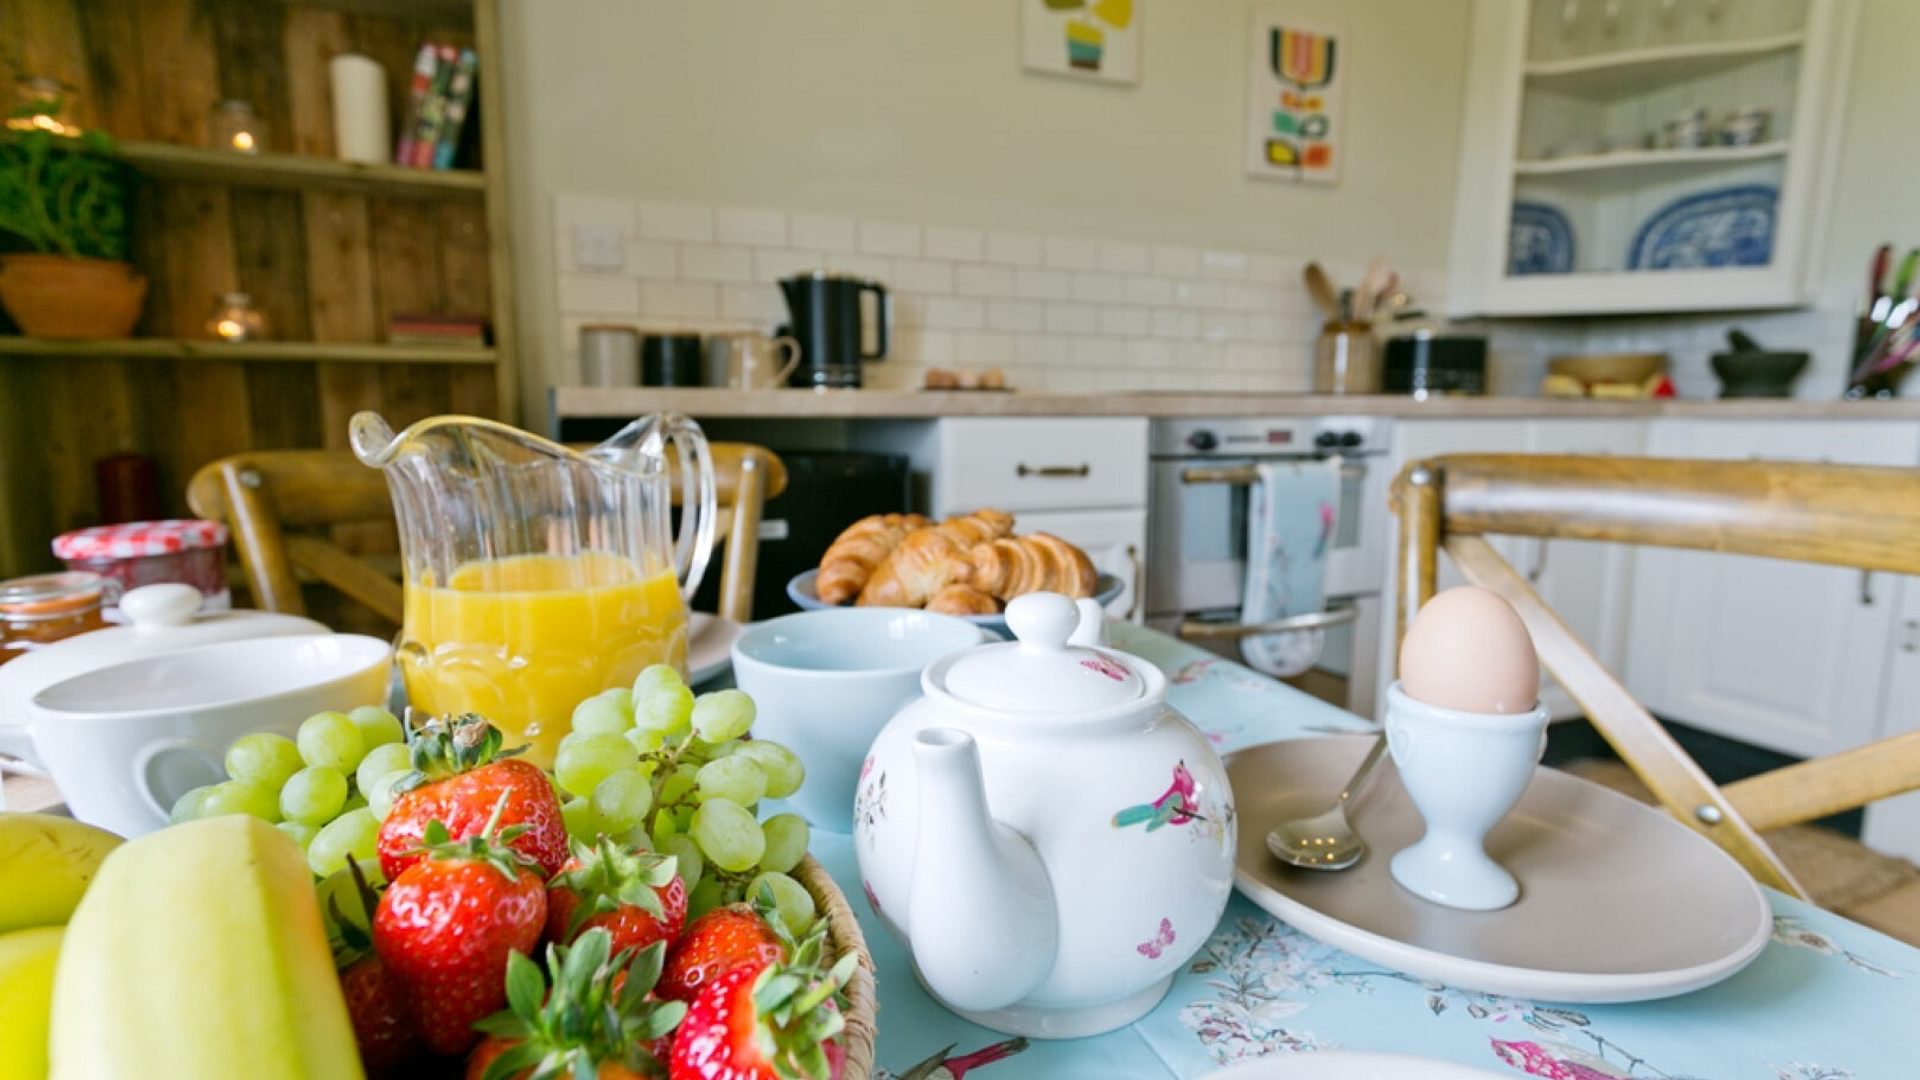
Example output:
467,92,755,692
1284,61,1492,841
940,593,1143,713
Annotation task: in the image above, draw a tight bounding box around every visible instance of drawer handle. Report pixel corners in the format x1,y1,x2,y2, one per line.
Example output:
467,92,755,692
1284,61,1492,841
1016,463,1091,478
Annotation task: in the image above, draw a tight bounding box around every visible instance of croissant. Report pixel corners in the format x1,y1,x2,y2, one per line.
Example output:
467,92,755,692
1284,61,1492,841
927,583,1000,616
816,512,929,605
934,508,1014,548
856,527,974,608
968,532,1098,600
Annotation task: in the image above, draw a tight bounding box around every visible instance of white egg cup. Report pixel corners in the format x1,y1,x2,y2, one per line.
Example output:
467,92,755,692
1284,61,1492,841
1383,681,1549,911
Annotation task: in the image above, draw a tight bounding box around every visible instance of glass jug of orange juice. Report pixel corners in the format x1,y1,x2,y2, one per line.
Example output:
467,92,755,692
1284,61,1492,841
351,412,715,767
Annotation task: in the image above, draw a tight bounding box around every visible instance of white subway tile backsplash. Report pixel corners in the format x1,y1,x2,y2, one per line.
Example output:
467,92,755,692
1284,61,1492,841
955,264,1017,298
1201,250,1250,281
891,294,926,329
1044,235,1102,271
679,245,754,283
1227,284,1271,311
789,213,856,252
1247,253,1291,285
825,252,892,280
1201,312,1249,343
754,248,826,282
1125,339,1173,369
915,328,957,365
1153,308,1199,339
1099,241,1151,275
720,283,782,322
1176,341,1226,369
1151,245,1201,278
891,258,955,294
558,273,640,314
1100,306,1149,336
1017,334,1068,365
640,279,718,319
954,330,1015,363
627,242,677,277
924,225,985,262
1124,276,1175,306
859,219,922,257
924,297,986,330
1072,273,1125,304
1173,280,1228,309
1047,302,1099,335
1016,268,1075,300
637,201,714,243
715,208,787,247
988,298,1046,333
986,230,1044,266
1070,337,1125,369
1225,343,1277,370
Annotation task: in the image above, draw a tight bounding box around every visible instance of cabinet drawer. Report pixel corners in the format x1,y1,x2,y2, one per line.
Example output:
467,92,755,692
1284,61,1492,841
1019,508,1148,622
936,418,1148,514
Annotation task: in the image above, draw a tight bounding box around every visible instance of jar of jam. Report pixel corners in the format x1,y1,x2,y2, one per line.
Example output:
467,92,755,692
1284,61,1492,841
52,520,231,613
0,572,110,666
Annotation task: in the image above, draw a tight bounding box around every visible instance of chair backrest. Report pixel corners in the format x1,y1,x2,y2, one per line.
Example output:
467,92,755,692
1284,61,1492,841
187,443,789,627
1391,453,1920,899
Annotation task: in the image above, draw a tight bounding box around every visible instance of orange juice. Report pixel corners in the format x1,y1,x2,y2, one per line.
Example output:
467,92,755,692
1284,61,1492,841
397,552,687,768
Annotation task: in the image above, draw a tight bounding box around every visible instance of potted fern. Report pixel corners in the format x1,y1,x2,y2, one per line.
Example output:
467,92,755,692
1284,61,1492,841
0,93,144,338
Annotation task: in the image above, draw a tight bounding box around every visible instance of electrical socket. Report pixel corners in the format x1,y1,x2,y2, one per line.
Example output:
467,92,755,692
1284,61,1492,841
571,223,627,272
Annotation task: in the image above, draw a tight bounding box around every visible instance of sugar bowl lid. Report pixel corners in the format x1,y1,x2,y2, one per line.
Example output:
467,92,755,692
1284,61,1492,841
940,593,1143,714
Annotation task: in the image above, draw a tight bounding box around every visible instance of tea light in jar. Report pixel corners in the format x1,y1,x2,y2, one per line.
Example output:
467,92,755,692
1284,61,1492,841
210,99,263,155
207,292,266,342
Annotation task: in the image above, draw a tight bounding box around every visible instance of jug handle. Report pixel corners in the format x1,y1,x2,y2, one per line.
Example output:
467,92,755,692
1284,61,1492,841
860,281,889,361
663,414,718,603
771,335,803,385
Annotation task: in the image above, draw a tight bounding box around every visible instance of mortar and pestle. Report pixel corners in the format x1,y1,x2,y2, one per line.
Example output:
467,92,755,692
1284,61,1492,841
1711,329,1807,398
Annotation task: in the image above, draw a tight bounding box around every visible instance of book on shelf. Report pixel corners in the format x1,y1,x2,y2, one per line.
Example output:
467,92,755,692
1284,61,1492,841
408,45,459,169
394,43,438,167
392,42,482,170
434,49,479,170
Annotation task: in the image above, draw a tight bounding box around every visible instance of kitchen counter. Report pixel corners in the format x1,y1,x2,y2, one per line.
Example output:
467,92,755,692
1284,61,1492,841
551,386,1920,421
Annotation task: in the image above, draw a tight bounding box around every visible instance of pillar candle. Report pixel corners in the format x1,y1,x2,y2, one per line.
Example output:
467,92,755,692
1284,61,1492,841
329,53,390,164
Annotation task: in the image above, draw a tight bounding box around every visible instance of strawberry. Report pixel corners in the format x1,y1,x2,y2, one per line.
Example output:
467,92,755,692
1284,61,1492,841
466,927,685,1080
657,903,787,1004
547,837,688,953
378,714,569,882
327,860,417,1077
373,803,549,1056
668,950,857,1080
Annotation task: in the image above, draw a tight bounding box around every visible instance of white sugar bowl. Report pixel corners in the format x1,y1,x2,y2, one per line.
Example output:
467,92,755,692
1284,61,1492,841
853,592,1235,1039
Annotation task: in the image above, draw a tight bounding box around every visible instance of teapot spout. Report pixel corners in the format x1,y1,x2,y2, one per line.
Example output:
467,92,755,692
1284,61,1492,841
907,728,1056,1012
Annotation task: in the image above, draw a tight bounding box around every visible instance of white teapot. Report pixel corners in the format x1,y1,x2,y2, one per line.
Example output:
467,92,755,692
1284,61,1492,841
853,593,1235,1038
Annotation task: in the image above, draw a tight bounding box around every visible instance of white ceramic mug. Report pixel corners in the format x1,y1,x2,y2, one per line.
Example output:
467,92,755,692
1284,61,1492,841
706,332,801,389
730,608,987,832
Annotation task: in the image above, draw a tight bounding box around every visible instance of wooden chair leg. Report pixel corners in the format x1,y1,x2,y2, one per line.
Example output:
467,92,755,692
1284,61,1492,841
219,463,306,616
1446,534,1806,898
1394,461,1441,676
717,453,766,624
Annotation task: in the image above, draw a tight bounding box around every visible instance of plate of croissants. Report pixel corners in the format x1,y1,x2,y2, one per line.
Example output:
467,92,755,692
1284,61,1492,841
788,509,1121,634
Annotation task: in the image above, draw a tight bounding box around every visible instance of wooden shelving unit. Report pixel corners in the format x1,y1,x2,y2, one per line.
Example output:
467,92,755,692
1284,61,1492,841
0,337,495,364
115,140,485,198
1523,32,1805,101
0,0,519,582
1513,141,1790,193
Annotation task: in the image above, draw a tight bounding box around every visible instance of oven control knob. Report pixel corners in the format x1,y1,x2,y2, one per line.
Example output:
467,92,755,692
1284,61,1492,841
1313,431,1340,449
1187,430,1218,452
1339,431,1364,448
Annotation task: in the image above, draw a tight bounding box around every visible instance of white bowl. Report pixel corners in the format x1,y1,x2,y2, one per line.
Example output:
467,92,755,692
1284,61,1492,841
31,633,393,837
732,609,988,832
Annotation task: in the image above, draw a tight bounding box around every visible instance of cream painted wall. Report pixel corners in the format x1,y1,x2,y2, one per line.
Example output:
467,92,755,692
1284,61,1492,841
499,0,1476,419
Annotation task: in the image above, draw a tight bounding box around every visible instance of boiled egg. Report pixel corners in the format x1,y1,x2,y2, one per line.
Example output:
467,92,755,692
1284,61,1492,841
1399,586,1540,715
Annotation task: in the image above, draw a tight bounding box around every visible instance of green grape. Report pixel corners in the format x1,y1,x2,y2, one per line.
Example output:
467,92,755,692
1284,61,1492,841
554,732,639,797
202,780,282,822
689,797,764,873
340,793,368,814
169,785,216,824
672,805,695,831
657,770,697,806
631,663,686,703
695,756,767,807
561,796,605,843
590,769,653,831
276,820,320,850
661,834,704,890
355,742,413,794
624,726,666,755
687,873,725,921
757,813,809,875
691,689,756,743
651,813,677,848
611,824,654,851
224,732,304,790
633,681,694,738
364,769,411,821
354,857,386,888
733,740,805,800
280,765,348,825
571,688,634,737
747,871,816,936
704,739,739,759
347,705,405,748
307,807,378,877
297,711,366,773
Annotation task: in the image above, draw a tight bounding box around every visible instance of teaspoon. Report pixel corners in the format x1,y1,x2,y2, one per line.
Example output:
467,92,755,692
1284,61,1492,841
1265,736,1388,871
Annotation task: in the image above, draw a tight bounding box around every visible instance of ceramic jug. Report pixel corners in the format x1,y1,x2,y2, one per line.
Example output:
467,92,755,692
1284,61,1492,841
351,412,715,767
853,593,1235,1039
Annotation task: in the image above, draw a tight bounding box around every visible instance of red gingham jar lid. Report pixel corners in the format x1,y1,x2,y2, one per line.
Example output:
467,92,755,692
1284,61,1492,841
52,519,230,560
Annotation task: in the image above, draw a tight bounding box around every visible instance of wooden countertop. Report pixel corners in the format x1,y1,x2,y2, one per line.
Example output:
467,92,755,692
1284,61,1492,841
551,386,1920,421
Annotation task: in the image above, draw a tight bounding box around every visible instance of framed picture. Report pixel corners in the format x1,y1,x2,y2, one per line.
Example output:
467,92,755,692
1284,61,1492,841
1022,0,1140,86
1245,13,1344,185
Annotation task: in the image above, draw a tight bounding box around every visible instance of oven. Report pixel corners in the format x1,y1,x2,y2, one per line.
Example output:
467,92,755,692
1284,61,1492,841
1146,416,1392,720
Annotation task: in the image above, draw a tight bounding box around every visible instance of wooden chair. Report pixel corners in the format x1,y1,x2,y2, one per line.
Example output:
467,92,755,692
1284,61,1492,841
187,442,787,626
1391,453,1920,899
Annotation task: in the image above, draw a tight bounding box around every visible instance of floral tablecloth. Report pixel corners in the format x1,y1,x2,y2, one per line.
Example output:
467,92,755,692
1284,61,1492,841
801,623,1917,1080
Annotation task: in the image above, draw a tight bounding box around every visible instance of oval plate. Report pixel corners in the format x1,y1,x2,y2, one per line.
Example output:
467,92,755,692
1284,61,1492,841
1205,1051,1508,1080
787,569,1123,638
1228,736,1770,1003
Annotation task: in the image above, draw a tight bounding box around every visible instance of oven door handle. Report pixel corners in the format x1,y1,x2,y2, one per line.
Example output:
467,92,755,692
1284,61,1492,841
1180,461,1365,485
1176,602,1359,641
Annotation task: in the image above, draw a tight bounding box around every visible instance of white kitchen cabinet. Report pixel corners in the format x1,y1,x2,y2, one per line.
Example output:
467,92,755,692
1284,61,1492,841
1624,420,1920,759
1447,0,1857,316
1017,508,1147,622
1864,584,1920,863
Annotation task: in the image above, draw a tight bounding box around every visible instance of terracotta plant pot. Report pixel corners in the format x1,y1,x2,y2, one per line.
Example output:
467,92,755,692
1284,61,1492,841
0,253,147,339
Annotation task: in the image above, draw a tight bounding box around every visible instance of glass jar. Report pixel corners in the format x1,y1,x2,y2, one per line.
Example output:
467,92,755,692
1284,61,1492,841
53,520,231,613
1314,319,1380,395
209,99,264,154
0,572,109,666
7,76,79,136
207,292,267,342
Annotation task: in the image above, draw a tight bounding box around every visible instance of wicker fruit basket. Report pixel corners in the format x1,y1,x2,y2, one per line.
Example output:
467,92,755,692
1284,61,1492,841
795,853,878,1079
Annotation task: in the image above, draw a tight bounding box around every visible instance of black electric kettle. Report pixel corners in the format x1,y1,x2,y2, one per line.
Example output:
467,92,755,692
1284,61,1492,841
777,272,888,389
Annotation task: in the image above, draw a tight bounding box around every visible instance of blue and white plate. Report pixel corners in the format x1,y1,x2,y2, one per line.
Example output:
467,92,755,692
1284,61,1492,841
1628,184,1777,270
1507,201,1574,275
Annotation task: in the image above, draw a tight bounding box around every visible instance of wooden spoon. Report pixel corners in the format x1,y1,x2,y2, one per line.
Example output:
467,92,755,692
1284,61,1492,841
1303,262,1341,320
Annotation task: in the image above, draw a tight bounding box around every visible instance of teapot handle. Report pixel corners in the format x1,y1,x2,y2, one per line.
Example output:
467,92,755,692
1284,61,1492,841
661,414,718,603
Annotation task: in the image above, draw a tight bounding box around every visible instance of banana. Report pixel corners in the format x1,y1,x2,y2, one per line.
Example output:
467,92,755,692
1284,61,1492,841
0,813,121,933
0,926,63,1080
